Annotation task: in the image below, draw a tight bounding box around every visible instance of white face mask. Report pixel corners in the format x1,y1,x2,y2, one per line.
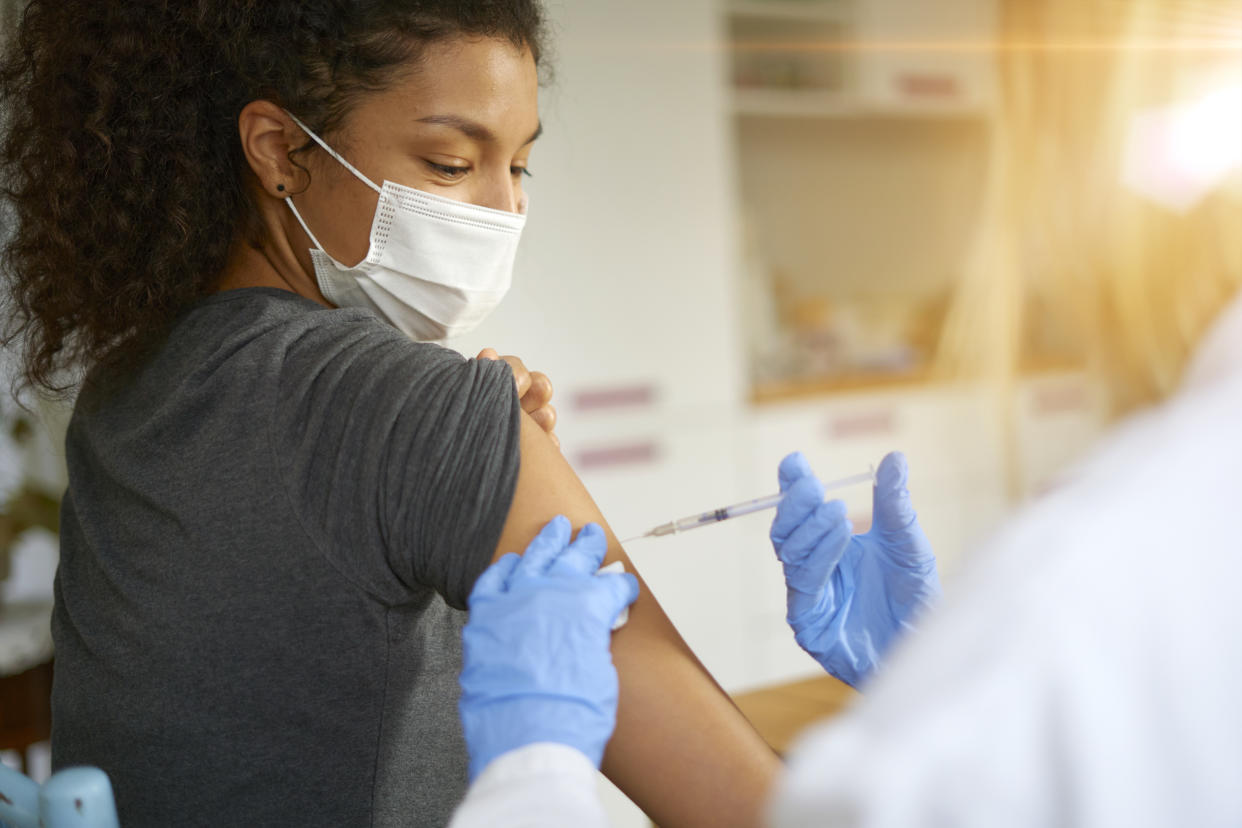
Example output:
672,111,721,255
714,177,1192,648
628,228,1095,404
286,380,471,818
283,112,527,341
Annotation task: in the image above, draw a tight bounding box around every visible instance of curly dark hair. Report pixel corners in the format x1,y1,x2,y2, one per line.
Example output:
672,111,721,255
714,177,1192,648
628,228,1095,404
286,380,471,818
0,0,548,395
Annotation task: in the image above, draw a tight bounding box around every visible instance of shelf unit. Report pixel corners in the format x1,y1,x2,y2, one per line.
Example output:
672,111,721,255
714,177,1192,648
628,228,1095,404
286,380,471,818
725,0,996,119
732,88,858,118
728,1,852,23
725,0,998,407
727,0,854,119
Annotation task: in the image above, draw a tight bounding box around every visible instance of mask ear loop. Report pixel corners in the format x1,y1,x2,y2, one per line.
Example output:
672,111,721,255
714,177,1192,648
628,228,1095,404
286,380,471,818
281,110,385,261
283,110,383,195
285,196,329,254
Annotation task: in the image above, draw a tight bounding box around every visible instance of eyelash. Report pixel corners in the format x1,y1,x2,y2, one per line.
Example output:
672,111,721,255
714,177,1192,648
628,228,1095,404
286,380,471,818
427,162,533,180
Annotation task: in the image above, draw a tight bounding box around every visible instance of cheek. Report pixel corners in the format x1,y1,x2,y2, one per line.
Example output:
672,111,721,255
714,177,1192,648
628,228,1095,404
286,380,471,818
302,170,380,266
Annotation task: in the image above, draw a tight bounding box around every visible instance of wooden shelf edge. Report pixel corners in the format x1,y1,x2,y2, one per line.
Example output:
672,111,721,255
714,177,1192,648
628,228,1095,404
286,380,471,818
751,368,933,403
731,674,858,755
731,88,990,120
750,360,1090,405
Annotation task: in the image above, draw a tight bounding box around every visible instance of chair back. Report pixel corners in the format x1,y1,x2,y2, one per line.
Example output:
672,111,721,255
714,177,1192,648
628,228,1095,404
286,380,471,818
0,763,119,828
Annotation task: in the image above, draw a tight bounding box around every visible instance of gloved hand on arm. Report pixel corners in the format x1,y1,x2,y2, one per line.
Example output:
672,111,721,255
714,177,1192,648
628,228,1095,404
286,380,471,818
458,516,640,781
770,451,941,688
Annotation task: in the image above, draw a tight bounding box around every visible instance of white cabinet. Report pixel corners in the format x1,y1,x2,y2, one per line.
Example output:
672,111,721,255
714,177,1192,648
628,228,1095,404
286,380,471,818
563,409,754,690
1012,372,1109,498
744,385,1009,547
854,0,997,115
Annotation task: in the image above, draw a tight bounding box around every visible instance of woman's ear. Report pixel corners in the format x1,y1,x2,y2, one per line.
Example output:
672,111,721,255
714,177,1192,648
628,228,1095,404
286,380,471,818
238,100,307,199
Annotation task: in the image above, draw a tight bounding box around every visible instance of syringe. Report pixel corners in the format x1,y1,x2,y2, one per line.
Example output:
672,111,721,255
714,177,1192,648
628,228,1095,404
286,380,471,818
621,468,875,543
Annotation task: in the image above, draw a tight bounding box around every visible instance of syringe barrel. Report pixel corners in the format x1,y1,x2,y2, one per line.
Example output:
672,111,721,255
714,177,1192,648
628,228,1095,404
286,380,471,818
673,511,721,533
722,492,786,520
637,468,874,540
671,492,784,532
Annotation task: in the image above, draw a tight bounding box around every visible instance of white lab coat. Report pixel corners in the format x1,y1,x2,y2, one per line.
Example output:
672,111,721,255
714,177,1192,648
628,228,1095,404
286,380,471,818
451,294,1242,828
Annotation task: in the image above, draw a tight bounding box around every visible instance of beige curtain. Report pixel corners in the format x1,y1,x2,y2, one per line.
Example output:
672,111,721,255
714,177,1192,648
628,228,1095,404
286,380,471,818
937,0,1242,415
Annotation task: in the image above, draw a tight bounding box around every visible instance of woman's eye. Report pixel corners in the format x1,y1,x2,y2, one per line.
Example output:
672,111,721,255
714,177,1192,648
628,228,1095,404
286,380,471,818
428,162,470,180
511,166,533,179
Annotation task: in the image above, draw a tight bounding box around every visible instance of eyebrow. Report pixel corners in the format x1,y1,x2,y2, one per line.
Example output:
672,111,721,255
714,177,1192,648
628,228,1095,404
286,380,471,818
415,115,543,146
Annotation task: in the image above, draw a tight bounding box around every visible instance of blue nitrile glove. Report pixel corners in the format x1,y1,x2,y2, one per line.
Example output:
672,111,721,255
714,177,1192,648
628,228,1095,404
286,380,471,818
459,516,640,781
770,451,941,688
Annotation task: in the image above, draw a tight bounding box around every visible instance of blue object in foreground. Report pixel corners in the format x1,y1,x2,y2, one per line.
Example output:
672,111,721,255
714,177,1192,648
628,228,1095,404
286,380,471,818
0,764,119,828
458,517,639,781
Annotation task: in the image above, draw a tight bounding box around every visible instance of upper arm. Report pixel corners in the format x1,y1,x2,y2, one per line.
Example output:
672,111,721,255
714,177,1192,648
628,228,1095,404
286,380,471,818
491,412,618,563
490,413,781,828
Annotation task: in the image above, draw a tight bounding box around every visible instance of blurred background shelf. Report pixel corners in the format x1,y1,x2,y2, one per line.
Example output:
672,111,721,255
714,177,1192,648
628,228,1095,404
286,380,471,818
729,0,1001,412
727,1,852,24
731,674,858,756
750,360,1089,405
733,88,990,118
751,368,930,403
732,88,861,118
727,0,997,119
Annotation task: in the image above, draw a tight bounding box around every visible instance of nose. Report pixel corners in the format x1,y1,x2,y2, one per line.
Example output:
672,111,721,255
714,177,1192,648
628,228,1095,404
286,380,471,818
475,170,520,213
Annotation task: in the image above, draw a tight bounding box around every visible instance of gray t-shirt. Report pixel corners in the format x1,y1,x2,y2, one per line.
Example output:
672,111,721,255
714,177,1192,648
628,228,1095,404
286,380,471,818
51,288,522,826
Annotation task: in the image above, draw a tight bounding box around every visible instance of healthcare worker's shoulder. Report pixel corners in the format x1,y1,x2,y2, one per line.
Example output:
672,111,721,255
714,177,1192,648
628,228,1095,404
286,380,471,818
938,366,1242,647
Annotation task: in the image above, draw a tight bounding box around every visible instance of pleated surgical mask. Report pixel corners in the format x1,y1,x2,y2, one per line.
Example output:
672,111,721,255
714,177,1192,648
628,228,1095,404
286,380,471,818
283,112,527,341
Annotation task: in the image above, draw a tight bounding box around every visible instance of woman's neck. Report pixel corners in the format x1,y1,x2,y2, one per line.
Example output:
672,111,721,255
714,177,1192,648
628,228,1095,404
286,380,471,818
216,233,331,307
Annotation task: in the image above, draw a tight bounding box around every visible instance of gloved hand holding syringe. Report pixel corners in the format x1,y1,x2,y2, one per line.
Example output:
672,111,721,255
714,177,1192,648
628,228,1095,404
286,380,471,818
621,467,876,543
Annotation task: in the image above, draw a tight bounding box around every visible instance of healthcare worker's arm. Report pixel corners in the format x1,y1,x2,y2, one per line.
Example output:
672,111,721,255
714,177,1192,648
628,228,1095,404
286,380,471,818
452,517,633,828
489,413,781,828
451,744,610,828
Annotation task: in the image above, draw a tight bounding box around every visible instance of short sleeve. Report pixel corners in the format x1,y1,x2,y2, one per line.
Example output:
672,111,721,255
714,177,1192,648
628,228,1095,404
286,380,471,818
272,313,521,609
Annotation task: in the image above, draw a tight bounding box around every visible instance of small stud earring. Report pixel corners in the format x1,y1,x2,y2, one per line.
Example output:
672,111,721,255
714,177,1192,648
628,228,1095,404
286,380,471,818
277,184,286,193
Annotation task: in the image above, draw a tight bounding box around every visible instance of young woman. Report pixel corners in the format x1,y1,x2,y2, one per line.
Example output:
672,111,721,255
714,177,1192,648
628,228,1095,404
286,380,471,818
0,2,778,825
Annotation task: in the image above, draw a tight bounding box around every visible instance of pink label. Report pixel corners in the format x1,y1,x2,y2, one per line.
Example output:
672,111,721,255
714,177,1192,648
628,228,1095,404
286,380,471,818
572,384,657,413
898,74,960,99
1033,383,1089,416
828,409,896,439
574,441,660,471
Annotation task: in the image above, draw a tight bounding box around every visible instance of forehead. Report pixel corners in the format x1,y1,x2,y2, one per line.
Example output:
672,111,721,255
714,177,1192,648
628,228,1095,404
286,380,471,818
349,36,540,142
